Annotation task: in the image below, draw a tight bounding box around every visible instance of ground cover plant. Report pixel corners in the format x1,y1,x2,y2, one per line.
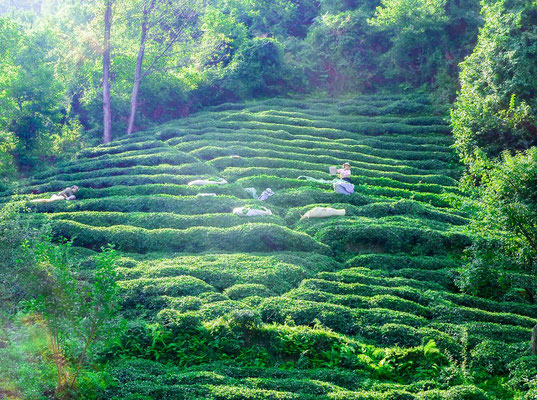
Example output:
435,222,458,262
2,94,537,400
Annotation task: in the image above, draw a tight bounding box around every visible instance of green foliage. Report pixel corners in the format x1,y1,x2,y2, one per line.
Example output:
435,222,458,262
457,148,537,299
20,243,120,397
50,210,283,231
0,130,18,183
380,340,448,381
0,320,54,399
50,219,329,254
0,201,40,308
216,37,286,98
0,201,120,398
212,0,320,38
224,283,274,300
469,340,523,376
345,253,458,272
370,0,447,29
443,385,488,400
0,16,82,173
452,0,537,163
369,0,480,91
31,194,246,214
507,355,537,392
119,275,216,310
2,91,531,399
299,9,385,92
313,219,469,256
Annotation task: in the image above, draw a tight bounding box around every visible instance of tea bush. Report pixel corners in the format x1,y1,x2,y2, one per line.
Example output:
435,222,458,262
51,221,329,253
5,94,531,398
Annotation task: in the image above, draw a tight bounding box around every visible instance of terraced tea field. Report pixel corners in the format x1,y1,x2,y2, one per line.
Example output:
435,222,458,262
3,95,534,399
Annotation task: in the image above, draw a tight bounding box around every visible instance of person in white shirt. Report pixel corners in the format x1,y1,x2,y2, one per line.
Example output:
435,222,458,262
337,163,352,182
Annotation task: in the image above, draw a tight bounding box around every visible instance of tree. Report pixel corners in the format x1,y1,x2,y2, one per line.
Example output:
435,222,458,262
455,149,537,353
370,0,448,29
126,0,202,135
102,0,113,143
0,202,120,399
0,20,64,171
103,0,113,143
0,130,17,187
0,12,86,172
368,0,480,90
450,0,537,356
0,19,19,179
452,0,537,166
303,8,386,93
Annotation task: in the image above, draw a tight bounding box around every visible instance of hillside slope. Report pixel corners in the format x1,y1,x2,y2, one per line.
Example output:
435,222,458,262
4,95,534,399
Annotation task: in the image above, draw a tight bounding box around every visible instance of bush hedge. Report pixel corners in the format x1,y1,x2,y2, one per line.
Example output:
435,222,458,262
51,220,329,254
314,222,470,256
31,194,247,214
209,156,456,188
57,151,199,174
50,211,284,230
174,131,455,164
31,162,217,186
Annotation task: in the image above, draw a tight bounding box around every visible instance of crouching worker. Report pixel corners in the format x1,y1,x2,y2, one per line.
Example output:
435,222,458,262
337,163,352,182
58,185,79,200
31,185,79,203
333,180,354,195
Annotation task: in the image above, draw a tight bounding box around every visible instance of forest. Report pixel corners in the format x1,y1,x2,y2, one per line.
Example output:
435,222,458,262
1,0,537,399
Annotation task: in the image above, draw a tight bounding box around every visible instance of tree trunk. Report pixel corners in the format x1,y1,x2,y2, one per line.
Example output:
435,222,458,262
102,0,112,144
126,61,143,135
531,325,537,355
127,0,155,135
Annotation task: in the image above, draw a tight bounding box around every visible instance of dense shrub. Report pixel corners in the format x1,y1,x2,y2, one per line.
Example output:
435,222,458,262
338,101,430,116
184,134,454,168
376,324,422,347
431,303,536,328
56,151,199,174
198,300,253,321
314,221,470,256
351,201,467,225
210,156,456,190
345,254,459,271
317,267,442,290
24,174,203,193
50,211,284,230
32,162,217,185
380,341,449,381
470,340,517,375
224,284,274,300
452,1,537,163
268,187,374,208
163,295,202,313
299,277,430,305
156,309,204,334
443,385,488,400
287,288,430,319
227,308,262,331
259,297,357,334
76,140,166,159
32,195,247,214
119,276,216,309
124,252,335,294
508,356,537,392
3,92,527,399
51,220,329,254
431,321,530,346
441,291,537,319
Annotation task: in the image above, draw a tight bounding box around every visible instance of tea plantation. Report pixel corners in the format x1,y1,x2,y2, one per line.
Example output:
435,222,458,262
3,95,535,399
